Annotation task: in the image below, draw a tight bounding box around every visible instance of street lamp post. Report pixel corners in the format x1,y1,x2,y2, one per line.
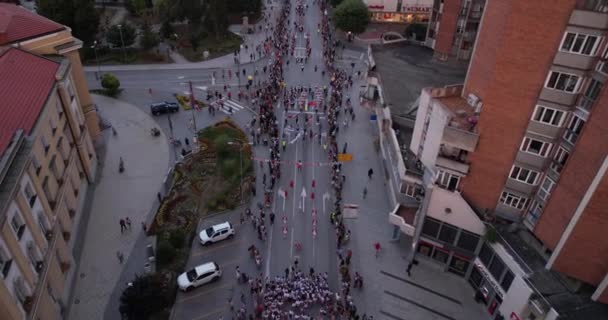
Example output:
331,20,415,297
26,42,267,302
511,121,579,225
238,44,243,89
117,24,127,63
227,141,244,203
91,41,101,80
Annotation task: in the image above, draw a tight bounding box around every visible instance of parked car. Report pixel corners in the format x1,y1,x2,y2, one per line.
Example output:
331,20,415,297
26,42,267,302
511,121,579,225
199,222,235,245
150,102,179,115
177,262,221,291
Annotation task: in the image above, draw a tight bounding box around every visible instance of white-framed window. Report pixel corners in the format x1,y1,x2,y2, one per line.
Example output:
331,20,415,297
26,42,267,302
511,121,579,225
537,176,556,201
550,146,570,174
437,170,460,191
0,246,13,278
545,71,581,93
597,45,608,74
509,166,540,185
520,137,552,157
525,201,544,227
10,212,26,241
402,183,420,198
579,78,603,111
563,115,585,144
500,191,531,210
560,32,600,55
531,105,566,127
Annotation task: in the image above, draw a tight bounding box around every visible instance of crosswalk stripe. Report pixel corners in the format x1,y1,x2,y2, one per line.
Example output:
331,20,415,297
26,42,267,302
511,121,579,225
217,99,245,114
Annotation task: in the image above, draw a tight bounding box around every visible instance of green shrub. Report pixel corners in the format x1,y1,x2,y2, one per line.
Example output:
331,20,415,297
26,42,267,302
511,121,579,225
156,239,176,266
169,229,186,249
101,73,121,96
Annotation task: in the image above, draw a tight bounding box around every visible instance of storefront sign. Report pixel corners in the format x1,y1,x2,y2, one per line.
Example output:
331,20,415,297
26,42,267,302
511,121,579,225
368,5,385,10
474,258,505,299
402,6,431,13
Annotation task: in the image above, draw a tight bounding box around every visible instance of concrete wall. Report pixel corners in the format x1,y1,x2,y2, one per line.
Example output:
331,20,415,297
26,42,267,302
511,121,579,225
497,275,533,320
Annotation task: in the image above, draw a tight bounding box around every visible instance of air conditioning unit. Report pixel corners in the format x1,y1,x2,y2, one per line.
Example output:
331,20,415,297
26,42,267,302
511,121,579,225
467,93,480,107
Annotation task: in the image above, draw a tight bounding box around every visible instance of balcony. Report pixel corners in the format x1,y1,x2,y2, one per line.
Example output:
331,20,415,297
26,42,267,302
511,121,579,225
569,7,608,29
469,10,482,19
436,155,470,175
388,204,418,237
442,126,479,152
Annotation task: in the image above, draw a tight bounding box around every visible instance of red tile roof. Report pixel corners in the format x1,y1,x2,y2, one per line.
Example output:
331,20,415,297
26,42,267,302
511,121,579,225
0,3,65,45
0,48,60,157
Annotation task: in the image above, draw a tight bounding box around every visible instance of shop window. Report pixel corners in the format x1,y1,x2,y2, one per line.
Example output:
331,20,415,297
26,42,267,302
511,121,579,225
438,223,458,244
422,217,441,238
479,243,494,266
418,243,433,257
489,255,506,281
468,266,483,290
432,249,449,264
457,230,480,252
500,270,514,291
449,256,470,276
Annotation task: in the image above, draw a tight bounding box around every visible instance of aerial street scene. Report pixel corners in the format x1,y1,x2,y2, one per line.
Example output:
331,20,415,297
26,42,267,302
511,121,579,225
1,0,608,319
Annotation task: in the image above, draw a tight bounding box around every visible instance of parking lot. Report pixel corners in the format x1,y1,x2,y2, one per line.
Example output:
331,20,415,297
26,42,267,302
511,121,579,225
171,208,258,320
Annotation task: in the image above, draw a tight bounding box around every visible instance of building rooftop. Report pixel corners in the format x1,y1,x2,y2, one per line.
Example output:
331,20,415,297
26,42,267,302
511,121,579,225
0,48,60,157
436,95,479,133
493,224,608,320
0,3,65,45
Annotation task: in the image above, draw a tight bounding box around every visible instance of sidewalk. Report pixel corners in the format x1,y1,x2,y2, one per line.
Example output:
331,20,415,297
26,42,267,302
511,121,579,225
66,95,171,320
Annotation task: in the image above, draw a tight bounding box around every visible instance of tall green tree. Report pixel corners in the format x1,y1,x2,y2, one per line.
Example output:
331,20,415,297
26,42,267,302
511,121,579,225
332,0,370,34
119,274,169,320
140,23,159,50
36,0,99,44
330,0,345,7
106,24,136,48
205,0,229,40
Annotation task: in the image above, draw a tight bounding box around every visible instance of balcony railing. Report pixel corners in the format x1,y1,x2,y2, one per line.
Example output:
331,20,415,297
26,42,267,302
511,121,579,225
578,0,608,12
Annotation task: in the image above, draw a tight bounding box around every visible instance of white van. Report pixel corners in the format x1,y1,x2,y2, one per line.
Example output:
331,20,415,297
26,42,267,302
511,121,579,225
199,222,235,245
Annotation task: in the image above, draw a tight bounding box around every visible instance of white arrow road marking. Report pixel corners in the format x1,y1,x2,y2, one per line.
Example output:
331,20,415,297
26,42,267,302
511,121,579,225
323,192,330,214
301,187,307,213
177,75,185,79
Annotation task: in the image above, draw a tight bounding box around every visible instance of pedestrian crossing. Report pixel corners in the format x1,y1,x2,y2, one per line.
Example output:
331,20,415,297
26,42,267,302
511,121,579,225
215,99,247,115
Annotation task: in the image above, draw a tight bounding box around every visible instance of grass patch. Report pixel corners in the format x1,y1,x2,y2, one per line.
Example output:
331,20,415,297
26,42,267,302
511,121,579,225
176,32,243,62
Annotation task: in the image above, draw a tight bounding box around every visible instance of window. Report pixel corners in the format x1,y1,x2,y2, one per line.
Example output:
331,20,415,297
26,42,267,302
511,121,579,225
510,166,540,185
41,136,50,154
0,247,13,278
11,213,26,241
597,45,608,74
488,255,506,281
500,191,531,210
402,183,420,198
545,71,581,93
520,137,552,157
32,155,41,176
457,231,480,252
537,176,556,201
550,147,570,173
479,243,494,266
564,115,585,144
437,170,460,191
24,183,36,208
422,218,441,238
526,201,544,228
438,223,458,244
560,32,600,55
579,78,603,111
500,270,514,291
532,105,565,127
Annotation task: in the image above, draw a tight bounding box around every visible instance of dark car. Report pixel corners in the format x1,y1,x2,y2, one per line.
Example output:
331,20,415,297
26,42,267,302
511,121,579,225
150,102,179,115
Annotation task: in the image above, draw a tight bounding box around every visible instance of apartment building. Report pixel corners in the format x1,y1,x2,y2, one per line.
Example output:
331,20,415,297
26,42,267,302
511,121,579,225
0,3,100,140
0,47,97,320
383,0,608,319
425,0,486,61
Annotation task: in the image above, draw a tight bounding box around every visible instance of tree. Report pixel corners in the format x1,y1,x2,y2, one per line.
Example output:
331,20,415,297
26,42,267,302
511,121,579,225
405,23,428,41
106,24,136,48
330,0,345,7
119,274,169,320
101,73,121,96
332,0,370,34
36,0,99,45
160,19,174,39
189,34,200,51
206,0,229,40
140,24,159,50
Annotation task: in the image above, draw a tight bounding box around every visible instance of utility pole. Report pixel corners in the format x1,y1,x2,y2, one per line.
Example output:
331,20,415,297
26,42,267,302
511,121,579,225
188,81,198,133
117,24,127,63
91,41,101,80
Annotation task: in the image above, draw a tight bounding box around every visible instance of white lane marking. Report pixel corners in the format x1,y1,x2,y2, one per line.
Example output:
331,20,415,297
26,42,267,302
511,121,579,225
178,75,185,79
311,134,316,266
217,99,245,115
195,86,208,91
290,144,299,259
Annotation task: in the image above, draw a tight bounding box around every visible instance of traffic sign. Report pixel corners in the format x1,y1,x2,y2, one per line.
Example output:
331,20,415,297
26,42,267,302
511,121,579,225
337,153,353,162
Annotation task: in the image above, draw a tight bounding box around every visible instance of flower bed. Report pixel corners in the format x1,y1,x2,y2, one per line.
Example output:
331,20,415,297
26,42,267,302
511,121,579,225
175,94,207,111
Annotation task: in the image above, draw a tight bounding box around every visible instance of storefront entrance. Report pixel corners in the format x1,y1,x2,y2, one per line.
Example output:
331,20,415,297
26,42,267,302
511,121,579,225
417,240,472,277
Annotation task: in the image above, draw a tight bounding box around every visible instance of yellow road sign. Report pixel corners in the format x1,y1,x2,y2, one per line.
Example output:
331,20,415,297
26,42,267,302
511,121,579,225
338,153,353,162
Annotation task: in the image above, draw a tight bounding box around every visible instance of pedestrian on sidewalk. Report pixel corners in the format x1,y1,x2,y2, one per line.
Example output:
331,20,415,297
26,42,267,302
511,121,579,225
157,192,162,203
406,262,413,277
235,266,241,282
116,250,124,263
362,187,368,199
270,212,275,225
141,222,147,233
125,217,132,230
342,142,348,154
119,219,126,233
368,168,374,179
